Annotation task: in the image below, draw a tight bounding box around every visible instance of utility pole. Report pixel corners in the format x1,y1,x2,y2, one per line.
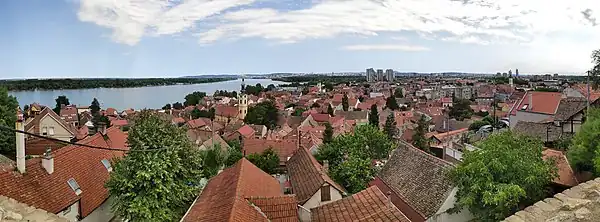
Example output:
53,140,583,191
588,70,591,113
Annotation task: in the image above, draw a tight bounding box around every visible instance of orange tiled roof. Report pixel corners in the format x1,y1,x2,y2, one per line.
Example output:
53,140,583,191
542,149,578,187
287,147,346,204
311,186,410,222
182,159,298,222
511,91,562,116
0,127,128,217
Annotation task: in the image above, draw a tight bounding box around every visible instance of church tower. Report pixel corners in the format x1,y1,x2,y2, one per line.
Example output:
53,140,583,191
238,75,248,120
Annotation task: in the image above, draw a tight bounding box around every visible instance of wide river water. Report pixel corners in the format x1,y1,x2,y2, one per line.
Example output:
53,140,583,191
9,79,286,111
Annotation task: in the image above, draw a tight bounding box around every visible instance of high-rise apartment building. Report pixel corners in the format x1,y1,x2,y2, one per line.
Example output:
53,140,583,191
366,68,376,82
376,69,384,81
385,69,394,81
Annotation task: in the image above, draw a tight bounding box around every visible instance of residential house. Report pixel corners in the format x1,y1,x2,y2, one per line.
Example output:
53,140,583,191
441,97,452,108
59,105,79,128
104,108,118,117
509,91,562,128
224,124,255,141
214,105,239,123
242,138,298,167
513,121,563,144
287,147,346,211
198,133,231,151
248,124,268,139
0,126,128,222
553,97,588,134
25,107,76,142
181,158,298,222
310,186,410,222
0,195,69,222
26,103,44,117
335,111,368,125
429,128,469,159
370,142,472,222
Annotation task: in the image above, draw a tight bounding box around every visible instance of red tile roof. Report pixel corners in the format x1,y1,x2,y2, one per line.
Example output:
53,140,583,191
110,119,128,127
310,113,331,123
186,118,209,129
511,91,562,116
311,186,410,222
105,108,118,116
287,147,346,204
59,106,78,124
247,196,299,222
0,127,128,217
215,105,238,118
542,149,578,187
182,159,298,222
76,126,89,140
24,137,67,156
172,117,186,124
243,139,298,164
237,125,256,138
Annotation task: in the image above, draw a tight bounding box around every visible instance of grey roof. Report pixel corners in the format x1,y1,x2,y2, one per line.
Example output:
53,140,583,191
335,110,368,120
433,117,470,133
378,142,455,218
513,121,563,142
555,97,587,121
0,154,14,165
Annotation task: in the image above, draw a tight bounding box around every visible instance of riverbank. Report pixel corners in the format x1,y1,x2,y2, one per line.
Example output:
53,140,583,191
1,78,235,91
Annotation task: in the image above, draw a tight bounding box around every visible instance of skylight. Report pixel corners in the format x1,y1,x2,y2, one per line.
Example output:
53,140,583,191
521,104,529,110
67,178,82,195
101,159,112,172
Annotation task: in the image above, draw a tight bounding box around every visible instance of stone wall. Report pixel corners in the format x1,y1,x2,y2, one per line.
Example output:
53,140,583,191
503,177,600,222
0,195,68,222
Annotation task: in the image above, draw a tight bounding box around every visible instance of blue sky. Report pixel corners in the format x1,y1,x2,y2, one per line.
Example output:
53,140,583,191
1,0,599,79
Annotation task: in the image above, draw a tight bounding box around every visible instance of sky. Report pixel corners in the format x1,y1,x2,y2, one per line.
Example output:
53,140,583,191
1,0,599,79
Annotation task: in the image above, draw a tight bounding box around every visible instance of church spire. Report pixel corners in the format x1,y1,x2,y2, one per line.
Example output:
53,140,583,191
241,74,246,92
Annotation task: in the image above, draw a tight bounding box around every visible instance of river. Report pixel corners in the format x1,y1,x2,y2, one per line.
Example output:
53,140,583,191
9,79,286,111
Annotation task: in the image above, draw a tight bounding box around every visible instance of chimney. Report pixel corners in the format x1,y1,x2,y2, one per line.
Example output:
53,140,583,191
42,147,54,174
528,92,533,110
386,191,393,207
323,160,329,173
15,116,26,174
443,119,447,131
98,122,107,135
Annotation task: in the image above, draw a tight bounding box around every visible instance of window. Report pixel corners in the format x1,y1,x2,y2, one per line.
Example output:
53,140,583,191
321,184,331,201
101,159,112,172
67,178,82,195
48,127,55,136
42,127,48,135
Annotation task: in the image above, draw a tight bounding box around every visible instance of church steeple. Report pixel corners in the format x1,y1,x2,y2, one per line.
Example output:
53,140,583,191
241,74,246,92
238,74,248,120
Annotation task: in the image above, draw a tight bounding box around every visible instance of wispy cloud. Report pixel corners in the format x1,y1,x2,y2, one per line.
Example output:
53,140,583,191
342,44,430,51
76,0,600,49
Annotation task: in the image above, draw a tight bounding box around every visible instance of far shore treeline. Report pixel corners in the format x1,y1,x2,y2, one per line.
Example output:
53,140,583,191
1,78,235,91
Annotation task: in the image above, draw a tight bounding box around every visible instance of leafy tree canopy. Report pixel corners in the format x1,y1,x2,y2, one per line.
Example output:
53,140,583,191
184,91,207,107
246,147,280,174
244,100,279,129
172,102,184,110
213,90,237,98
90,98,101,115
386,96,399,110
162,103,172,110
323,122,334,144
412,115,430,152
106,111,205,222
568,108,600,173
327,104,334,116
394,88,404,98
191,108,215,120
449,98,474,121
342,94,349,111
0,87,18,156
368,104,379,128
384,112,397,140
449,131,556,221
53,95,70,115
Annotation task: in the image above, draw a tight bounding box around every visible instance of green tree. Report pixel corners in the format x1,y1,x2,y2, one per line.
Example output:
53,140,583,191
172,102,184,110
244,83,265,96
368,104,379,128
246,148,280,174
184,91,207,107
384,113,397,140
327,104,334,116
225,146,243,167
590,49,600,89
53,95,70,115
90,98,101,115
191,108,213,119
386,96,399,110
323,122,334,144
199,144,226,178
0,87,18,156
568,108,600,173
448,98,474,121
316,125,393,193
394,88,403,98
323,82,334,91
342,94,349,111
469,120,488,131
293,107,305,116
301,87,309,95
358,96,365,102
412,115,429,152
244,100,279,129
162,104,171,110
449,131,556,221
266,84,276,91
106,111,205,221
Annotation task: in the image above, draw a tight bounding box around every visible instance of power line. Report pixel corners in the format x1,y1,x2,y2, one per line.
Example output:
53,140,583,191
0,125,169,153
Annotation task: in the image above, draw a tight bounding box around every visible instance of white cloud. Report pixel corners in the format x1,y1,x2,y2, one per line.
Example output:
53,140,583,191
76,0,600,57
342,44,430,51
77,0,255,45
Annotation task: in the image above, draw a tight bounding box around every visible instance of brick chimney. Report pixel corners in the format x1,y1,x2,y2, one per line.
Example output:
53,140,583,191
15,115,26,174
323,160,329,174
42,147,54,175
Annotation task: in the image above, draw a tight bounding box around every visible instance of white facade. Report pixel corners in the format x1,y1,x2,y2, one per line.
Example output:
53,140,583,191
302,184,344,210
427,188,473,222
36,113,75,141
81,197,117,222
59,201,80,222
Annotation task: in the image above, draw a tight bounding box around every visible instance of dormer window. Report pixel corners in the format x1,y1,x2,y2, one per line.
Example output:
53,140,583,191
101,159,112,172
67,178,82,195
